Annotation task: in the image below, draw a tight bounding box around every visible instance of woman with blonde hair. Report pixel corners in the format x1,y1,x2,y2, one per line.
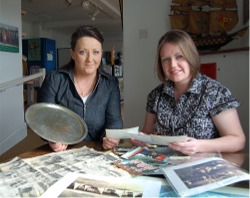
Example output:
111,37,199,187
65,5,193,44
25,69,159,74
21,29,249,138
131,29,245,155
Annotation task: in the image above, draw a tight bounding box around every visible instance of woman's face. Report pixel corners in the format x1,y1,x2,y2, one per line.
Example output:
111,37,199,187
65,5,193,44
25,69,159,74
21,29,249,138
71,36,102,75
160,42,192,85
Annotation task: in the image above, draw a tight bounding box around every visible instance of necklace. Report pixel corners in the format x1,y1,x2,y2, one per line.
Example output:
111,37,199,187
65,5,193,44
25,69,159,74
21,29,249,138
75,77,92,96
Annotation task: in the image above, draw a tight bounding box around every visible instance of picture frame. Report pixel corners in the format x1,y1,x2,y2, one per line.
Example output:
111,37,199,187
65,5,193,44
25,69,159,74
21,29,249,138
0,23,19,53
112,65,123,78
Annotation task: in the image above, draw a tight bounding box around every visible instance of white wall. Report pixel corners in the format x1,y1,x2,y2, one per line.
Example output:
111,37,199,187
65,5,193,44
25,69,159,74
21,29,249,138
123,0,249,151
0,0,27,155
123,0,169,128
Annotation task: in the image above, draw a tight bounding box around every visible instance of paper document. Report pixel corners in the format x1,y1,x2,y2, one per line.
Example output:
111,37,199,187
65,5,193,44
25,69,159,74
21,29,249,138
41,172,162,198
106,126,139,139
151,134,187,145
161,157,250,197
105,127,187,145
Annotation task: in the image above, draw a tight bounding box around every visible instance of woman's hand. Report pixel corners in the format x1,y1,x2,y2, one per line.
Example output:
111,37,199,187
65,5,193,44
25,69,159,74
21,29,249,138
102,137,120,150
130,132,149,147
169,137,200,155
49,142,68,152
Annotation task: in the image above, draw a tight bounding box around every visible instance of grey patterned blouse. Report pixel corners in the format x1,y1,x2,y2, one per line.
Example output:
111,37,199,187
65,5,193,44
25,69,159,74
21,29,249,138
146,73,240,139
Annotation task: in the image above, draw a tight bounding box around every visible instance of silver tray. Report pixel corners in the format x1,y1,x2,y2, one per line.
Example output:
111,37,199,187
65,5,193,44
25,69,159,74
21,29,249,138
25,103,88,144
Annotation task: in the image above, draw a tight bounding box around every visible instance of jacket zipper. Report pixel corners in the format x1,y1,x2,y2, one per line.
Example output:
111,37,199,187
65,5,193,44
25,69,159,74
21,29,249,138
83,104,87,120
83,74,101,120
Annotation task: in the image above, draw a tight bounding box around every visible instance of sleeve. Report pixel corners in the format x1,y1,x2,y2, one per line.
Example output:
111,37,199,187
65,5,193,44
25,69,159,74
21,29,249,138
104,77,123,129
37,71,58,103
146,85,162,114
208,83,240,117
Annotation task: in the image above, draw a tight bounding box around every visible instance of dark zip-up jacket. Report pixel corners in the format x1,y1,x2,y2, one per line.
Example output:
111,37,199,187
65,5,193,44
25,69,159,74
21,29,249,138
37,64,123,142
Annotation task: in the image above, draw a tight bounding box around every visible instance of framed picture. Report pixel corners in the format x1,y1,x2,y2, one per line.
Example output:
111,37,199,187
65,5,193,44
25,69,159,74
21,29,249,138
112,65,123,78
0,23,19,53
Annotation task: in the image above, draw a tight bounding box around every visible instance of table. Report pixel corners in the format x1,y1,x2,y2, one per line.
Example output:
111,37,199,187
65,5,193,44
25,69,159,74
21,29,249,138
19,142,249,169
18,142,249,190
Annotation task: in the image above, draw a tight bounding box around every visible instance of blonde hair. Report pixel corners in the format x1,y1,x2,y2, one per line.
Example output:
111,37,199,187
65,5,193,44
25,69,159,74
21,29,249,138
156,29,200,83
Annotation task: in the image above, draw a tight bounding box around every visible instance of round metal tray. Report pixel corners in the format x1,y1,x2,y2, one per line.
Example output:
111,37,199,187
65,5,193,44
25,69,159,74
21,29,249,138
25,103,88,144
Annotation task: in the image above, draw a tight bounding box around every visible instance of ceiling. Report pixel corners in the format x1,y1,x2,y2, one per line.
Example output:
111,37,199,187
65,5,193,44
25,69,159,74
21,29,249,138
21,0,123,40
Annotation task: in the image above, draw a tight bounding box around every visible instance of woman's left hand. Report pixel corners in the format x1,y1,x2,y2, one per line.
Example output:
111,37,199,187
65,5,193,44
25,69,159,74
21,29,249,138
169,137,200,155
102,137,120,150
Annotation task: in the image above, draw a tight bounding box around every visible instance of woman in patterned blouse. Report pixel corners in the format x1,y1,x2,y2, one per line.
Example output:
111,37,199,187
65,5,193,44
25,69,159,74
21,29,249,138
132,30,245,155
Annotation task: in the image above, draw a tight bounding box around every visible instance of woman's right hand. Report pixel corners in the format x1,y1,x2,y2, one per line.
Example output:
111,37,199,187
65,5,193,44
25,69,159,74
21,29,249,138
48,142,68,152
102,137,120,150
130,132,149,147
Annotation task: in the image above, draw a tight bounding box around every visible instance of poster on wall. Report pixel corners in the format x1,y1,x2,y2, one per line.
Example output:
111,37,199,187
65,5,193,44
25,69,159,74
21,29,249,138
0,23,19,53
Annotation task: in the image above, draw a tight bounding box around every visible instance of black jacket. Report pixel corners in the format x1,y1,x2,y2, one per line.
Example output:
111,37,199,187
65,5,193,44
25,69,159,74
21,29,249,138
37,64,123,141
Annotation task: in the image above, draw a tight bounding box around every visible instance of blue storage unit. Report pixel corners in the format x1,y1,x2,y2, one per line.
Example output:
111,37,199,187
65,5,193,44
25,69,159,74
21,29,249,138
22,38,56,74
